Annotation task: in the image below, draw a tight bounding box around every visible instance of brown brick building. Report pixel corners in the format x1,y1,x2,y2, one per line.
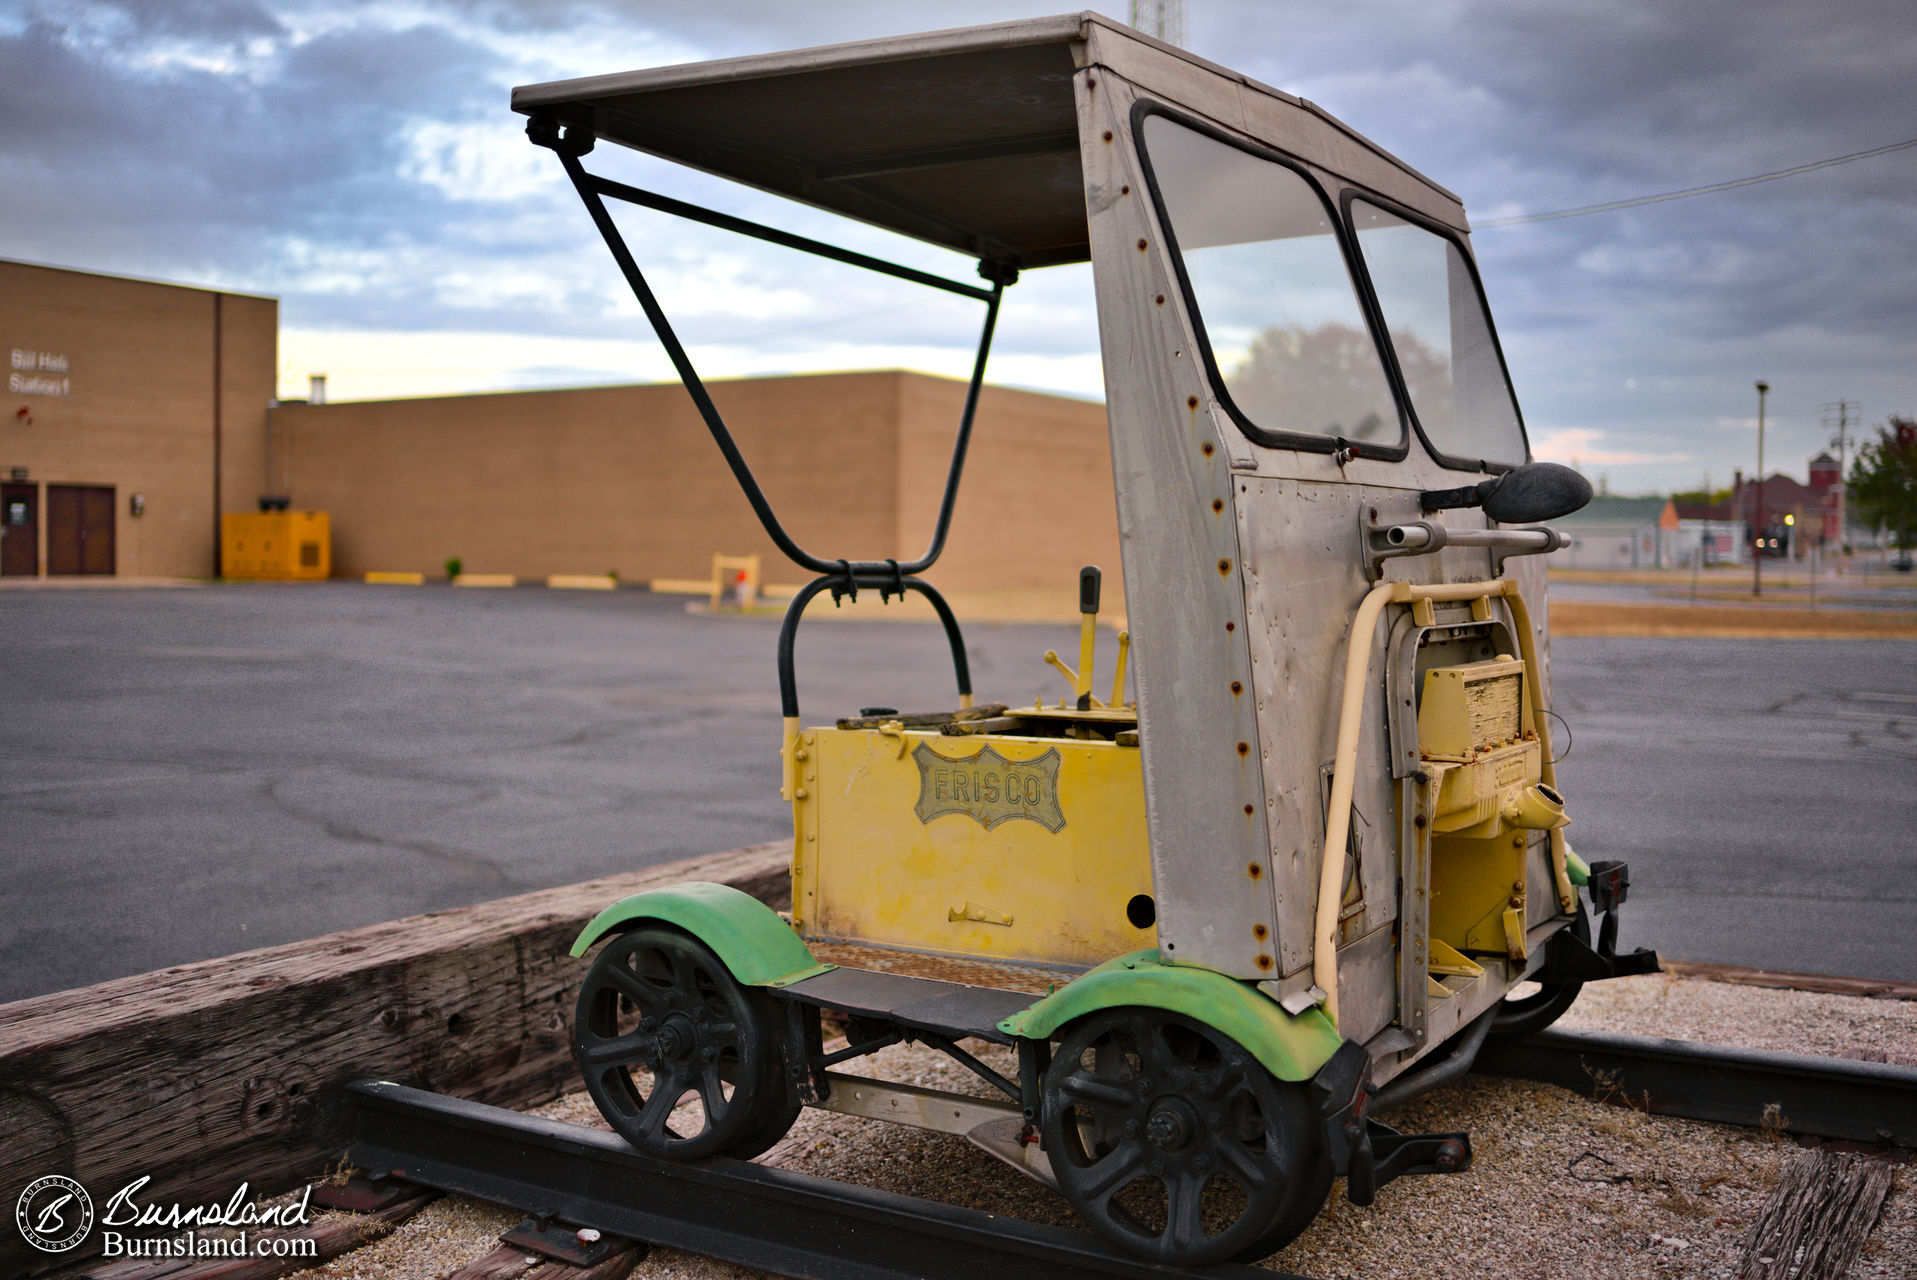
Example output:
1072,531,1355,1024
1,259,277,578
3,260,1119,592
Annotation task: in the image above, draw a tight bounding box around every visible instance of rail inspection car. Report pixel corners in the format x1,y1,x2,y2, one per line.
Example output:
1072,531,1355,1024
512,12,1658,1266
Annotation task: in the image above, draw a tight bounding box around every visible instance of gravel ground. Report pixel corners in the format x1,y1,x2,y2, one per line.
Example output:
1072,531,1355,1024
312,974,1913,1280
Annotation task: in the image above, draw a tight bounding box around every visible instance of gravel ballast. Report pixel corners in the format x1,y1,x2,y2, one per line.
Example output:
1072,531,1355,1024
316,973,1912,1279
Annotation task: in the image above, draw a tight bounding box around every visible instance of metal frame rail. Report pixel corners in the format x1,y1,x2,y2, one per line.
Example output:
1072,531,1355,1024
340,1081,1295,1280
339,1037,1913,1279
1475,1028,1917,1148
527,116,1016,721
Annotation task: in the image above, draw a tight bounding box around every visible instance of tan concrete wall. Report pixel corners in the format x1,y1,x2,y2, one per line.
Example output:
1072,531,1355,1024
0,260,277,577
275,370,1121,593
894,376,1122,596
274,372,903,582
216,291,280,532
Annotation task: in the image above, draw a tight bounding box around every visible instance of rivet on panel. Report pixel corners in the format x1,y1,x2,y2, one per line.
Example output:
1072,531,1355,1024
1230,680,1242,694
1253,923,1268,939
1187,395,1199,408
1244,803,1255,815
1155,293,1165,305
1102,130,1114,142
1236,742,1249,757
1255,954,1273,971
1212,499,1224,513
1136,238,1148,251
1121,184,1131,195
1225,621,1235,632
1202,442,1215,456
1247,863,1263,879
1218,559,1231,575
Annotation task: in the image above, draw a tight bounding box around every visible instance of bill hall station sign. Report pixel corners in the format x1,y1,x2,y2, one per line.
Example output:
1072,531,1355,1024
11,349,70,398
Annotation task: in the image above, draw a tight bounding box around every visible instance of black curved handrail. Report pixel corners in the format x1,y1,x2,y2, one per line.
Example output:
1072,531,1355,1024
776,573,972,719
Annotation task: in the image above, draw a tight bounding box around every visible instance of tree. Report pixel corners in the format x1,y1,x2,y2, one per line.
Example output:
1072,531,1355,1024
1225,321,1446,444
1849,417,1917,550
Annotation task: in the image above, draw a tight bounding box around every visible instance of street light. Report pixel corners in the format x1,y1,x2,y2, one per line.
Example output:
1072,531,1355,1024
1753,380,1769,597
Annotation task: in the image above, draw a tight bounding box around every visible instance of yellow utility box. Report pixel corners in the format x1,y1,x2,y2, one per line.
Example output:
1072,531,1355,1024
222,510,331,580
791,722,1154,968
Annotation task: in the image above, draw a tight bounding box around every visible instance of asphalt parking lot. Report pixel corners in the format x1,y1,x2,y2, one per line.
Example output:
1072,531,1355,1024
1,583,1910,1001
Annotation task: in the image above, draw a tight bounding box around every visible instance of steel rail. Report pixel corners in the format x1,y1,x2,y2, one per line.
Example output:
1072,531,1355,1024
1474,1028,1917,1148
340,1080,1296,1280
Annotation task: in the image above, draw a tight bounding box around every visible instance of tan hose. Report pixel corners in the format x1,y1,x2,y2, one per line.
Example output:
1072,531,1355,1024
1314,583,1401,1030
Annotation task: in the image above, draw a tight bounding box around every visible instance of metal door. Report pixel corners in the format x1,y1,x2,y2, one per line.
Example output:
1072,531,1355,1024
1,484,35,576
47,484,115,575
1073,36,1543,1023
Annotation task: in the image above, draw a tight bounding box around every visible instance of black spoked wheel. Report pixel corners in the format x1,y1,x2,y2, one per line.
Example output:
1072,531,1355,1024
1489,905,1588,1039
1039,1009,1325,1267
574,926,794,1160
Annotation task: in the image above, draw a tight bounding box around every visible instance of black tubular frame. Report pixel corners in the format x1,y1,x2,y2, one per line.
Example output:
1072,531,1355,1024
530,116,1011,720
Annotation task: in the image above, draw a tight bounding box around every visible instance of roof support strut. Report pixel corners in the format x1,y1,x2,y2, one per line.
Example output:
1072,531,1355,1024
530,114,1017,720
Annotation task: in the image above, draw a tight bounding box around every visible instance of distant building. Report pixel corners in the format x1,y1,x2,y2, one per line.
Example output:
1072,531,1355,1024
1,258,276,578
2,258,1118,589
1672,498,1742,567
1552,495,1679,569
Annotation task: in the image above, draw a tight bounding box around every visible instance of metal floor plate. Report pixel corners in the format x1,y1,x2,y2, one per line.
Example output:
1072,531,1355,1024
779,965,1037,1043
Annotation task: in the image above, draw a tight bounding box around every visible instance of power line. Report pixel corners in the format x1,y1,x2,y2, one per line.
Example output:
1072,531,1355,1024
1476,136,1917,229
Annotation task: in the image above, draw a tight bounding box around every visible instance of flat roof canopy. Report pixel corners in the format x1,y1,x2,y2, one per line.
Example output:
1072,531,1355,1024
511,13,1464,269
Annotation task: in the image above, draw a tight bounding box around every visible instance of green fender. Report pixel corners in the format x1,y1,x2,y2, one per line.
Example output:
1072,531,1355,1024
569,881,832,988
1565,847,1591,886
997,950,1343,1082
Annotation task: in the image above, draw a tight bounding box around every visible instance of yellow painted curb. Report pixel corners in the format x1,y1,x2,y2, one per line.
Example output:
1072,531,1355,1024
548,574,618,590
453,573,517,588
649,578,711,595
364,571,425,585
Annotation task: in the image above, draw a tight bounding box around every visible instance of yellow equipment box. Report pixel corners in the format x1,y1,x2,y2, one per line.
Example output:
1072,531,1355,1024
792,724,1154,969
222,510,331,580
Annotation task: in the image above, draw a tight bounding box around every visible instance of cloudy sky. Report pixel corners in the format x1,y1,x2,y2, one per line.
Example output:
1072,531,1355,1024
2,0,1912,493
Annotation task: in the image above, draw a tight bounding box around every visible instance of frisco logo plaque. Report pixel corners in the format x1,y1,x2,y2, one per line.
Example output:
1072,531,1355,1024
912,743,1065,832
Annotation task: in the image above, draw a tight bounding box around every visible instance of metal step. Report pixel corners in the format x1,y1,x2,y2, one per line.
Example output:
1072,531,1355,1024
777,964,1037,1044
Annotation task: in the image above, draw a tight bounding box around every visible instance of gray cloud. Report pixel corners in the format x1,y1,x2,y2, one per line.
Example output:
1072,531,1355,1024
0,0,1909,489
88,0,285,41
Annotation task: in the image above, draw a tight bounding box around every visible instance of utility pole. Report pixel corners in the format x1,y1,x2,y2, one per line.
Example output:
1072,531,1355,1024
1129,0,1188,46
1821,399,1858,560
1753,380,1769,598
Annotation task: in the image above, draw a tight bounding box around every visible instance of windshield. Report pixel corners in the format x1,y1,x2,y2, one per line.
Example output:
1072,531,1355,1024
1349,200,1525,467
1140,113,1400,449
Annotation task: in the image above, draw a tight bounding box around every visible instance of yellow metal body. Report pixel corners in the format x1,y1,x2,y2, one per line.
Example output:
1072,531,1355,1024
221,511,330,580
1417,657,1528,763
787,723,1154,968
1421,656,1574,968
